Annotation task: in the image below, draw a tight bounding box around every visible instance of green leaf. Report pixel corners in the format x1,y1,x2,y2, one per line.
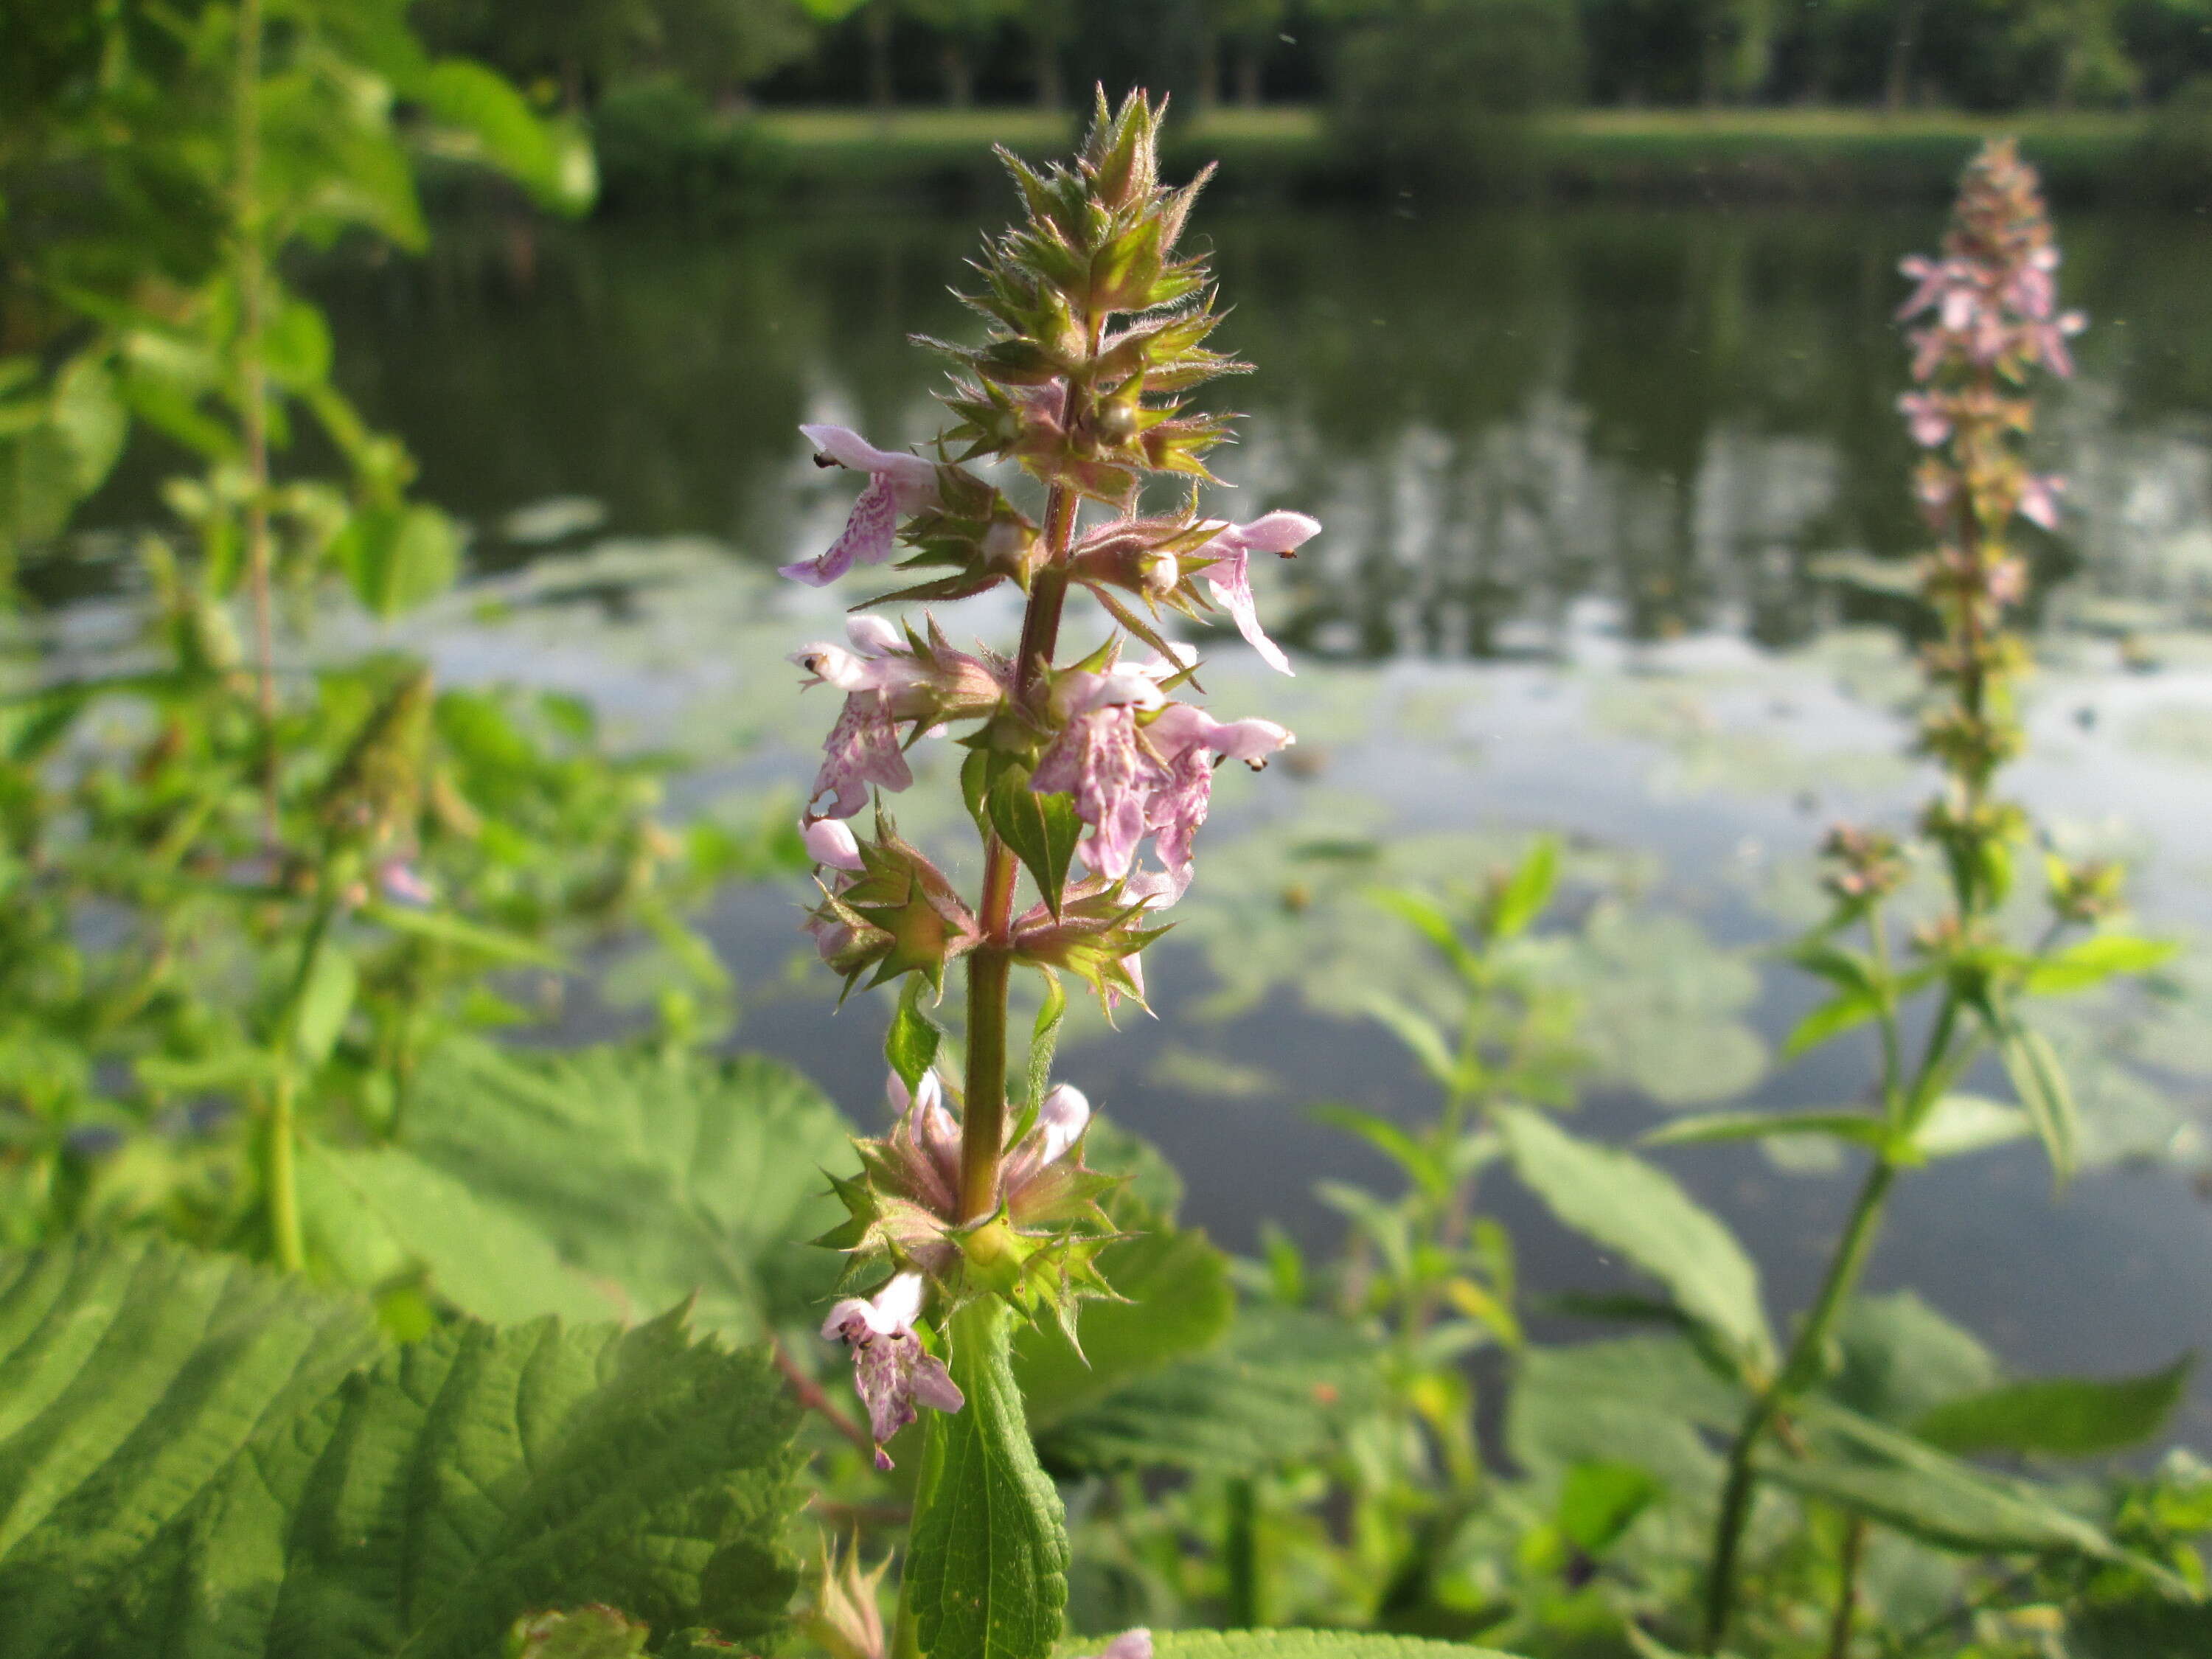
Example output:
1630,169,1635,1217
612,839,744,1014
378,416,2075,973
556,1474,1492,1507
1781,986,1882,1059
1128,1635,1521,1659
291,939,358,1066
298,1139,619,1324
507,1605,652,1658
1913,1357,2194,1458
264,297,334,389
1500,1108,1773,1372
1557,1458,1660,1554
1013,1222,1233,1429
1775,1399,2169,1571
1311,1102,1445,1194
1369,888,1479,979
1638,1109,1888,1152
359,900,562,965
2023,934,2180,995
418,60,596,213
1024,973,1067,1113
0,1238,805,1658
2070,1599,2212,1659
989,771,1082,919
1830,1291,1998,1427
909,1298,1070,1659
1364,995,1461,1091
1506,1335,1741,1501
888,977,943,1095
335,502,462,619
1038,1304,1380,1476
1490,835,1559,940
0,1237,383,1652
1908,1093,2032,1161
1988,1008,2079,1182
397,1039,856,1340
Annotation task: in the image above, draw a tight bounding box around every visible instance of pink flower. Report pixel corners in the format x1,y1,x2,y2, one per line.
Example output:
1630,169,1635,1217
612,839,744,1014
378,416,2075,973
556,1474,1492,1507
782,425,942,587
1142,703,1295,883
1190,511,1318,675
1898,392,1952,448
1032,670,1169,881
998,1081,1090,1196
1074,1635,1152,1659
804,816,867,871
2017,473,2065,532
821,1271,964,1470
810,690,913,819
791,618,947,819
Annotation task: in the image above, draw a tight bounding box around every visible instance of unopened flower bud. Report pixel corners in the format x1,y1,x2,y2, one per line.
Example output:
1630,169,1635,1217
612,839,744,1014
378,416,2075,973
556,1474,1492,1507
1035,1083,1091,1164
804,817,867,872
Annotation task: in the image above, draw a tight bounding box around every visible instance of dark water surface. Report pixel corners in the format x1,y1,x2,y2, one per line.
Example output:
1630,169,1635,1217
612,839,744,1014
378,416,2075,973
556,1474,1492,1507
67,200,2212,1441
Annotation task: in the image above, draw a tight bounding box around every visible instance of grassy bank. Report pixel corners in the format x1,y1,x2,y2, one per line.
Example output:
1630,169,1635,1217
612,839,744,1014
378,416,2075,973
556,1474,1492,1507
724,105,2142,206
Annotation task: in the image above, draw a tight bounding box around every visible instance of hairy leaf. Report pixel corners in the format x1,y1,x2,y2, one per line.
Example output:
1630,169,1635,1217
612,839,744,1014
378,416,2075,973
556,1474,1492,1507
909,1299,1070,1659
398,1039,855,1339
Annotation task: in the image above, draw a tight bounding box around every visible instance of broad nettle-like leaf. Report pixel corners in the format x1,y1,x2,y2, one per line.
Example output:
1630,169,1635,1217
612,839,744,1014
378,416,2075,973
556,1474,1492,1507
1037,1304,1381,1477
1108,1631,1525,1659
909,1299,1071,1659
383,1038,857,1339
0,1237,806,1659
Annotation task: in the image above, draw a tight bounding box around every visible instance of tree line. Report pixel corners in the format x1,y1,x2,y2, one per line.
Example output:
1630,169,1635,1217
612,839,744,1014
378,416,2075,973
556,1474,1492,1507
410,0,2212,116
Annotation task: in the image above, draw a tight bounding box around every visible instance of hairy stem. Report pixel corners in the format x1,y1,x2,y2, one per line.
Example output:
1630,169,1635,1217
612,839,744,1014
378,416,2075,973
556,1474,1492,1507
958,479,1079,1222
234,0,279,846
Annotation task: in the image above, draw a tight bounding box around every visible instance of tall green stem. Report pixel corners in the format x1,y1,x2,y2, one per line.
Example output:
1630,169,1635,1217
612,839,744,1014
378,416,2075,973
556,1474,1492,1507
958,481,1079,1222
233,0,279,844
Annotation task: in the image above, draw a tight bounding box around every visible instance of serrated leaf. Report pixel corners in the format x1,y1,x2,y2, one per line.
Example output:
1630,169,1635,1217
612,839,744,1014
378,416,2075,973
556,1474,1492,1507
990,772,1083,919
0,1237,384,1652
298,1139,619,1324
1913,1357,2194,1458
909,1298,1070,1659
1040,1304,1378,1477
1500,1109,1773,1373
397,1039,856,1339
0,1239,806,1658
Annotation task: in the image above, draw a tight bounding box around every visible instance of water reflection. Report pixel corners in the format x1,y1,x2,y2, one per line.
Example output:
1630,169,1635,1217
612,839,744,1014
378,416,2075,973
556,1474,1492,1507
273,204,2212,661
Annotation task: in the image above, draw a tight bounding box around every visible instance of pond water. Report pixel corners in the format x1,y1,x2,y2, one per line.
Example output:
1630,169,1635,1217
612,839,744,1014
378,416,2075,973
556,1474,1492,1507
52,198,2212,1443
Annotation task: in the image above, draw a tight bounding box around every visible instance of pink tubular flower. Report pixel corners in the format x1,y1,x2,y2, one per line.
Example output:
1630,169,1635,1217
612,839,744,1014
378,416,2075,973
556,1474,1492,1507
1142,702,1295,883
804,816,867,872
792,617,1003,819
1190,511,1319,675
1031,670,1169,881
821,1271,964,1470
782,425,942,587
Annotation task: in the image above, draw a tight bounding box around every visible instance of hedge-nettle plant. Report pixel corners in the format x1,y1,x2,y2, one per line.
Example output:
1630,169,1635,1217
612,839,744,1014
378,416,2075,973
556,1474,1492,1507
786,94,1311,1659
1687,139,2172,1654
